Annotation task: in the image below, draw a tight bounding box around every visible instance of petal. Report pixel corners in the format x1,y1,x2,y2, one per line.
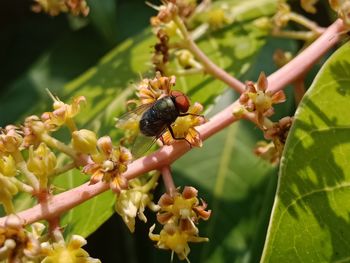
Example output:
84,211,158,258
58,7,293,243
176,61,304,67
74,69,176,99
158,193,174,206
257,72,268,91
271,90,286,104
182,186,198,199
157,212,173,224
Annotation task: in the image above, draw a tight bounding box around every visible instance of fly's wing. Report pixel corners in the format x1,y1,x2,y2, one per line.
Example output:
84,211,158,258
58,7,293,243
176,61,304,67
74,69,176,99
116,103,164,159
131,124,168,159
115,103,153,130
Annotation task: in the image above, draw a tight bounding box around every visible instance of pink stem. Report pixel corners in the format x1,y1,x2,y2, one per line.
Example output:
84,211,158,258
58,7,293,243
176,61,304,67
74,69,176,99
267,19,345,93
187,40,246,93
161,166,176,196
0,19,345,226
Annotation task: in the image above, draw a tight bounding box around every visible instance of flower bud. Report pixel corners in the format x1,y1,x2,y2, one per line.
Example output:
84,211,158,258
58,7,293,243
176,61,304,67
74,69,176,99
72,129,97,154
206,8,230,29
176,50,195,68
27,143,56,187
0,174,19,202
0,155,17,177
253,17,273,30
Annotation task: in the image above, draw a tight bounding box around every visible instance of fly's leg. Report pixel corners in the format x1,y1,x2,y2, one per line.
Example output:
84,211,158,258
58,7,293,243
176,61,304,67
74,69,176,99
178,113,204,117
167,125,192,148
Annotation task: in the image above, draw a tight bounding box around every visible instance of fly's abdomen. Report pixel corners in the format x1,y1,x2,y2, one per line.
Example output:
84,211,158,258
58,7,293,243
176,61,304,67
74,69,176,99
139,108,165,136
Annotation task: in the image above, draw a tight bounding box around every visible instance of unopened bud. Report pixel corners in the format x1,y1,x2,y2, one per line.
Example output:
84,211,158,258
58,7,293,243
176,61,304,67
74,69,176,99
0,155,17,177
27,143,56,184
72,129,97,154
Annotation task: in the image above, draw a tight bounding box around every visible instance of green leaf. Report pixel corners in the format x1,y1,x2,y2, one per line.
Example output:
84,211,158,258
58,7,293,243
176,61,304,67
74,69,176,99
261,42,350,262
87,0,119,45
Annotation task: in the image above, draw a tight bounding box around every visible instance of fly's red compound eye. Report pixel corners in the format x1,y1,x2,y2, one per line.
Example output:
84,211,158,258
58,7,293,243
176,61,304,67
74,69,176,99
171,90,190,113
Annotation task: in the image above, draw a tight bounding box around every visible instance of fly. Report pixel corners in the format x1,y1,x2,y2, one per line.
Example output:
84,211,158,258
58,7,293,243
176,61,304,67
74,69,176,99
116,90,194,157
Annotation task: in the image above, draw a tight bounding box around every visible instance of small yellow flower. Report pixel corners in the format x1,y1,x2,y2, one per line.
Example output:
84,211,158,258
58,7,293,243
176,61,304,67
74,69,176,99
136,72,176,105
162,102,206,147
41,95,86,131
254,141,280,165
115,174,160,232
83,136,132,193
150,187,211,261
239,72,286,127
150,2,178,26
0,214,41,262
157,186,211,225
41,235,100,263
149,223,208,262
0,126,23,153
23,115,46,148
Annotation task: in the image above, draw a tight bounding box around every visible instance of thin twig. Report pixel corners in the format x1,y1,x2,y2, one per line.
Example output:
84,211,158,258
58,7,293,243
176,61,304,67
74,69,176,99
267,19,345,93
161,166,176,196
173,16,246,93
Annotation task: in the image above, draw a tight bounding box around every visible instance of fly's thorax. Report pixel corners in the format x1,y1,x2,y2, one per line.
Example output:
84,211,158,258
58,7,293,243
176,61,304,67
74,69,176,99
154,96,179,121
139,96,179,137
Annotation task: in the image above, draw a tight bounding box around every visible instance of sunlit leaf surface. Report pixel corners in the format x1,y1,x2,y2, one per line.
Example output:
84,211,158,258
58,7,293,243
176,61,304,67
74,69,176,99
261,42,350,262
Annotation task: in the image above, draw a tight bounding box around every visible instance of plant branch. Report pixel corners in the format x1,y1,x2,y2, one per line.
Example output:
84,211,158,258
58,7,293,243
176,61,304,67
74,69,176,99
161,166,176,196
0,19,345,227
173,16,246,93
267,19,345,93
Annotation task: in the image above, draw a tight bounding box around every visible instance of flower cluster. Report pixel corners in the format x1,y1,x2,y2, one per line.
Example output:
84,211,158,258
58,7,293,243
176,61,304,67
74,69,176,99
236,72,286,128
162,102,205,147
254,116,293,164
149,0,206,74
137,72,176,105
32,0,90,16
0,215,41,262
41,235,100,263
83,136,132,193
0,214,100,263
149,187,211,261
115,173,160,232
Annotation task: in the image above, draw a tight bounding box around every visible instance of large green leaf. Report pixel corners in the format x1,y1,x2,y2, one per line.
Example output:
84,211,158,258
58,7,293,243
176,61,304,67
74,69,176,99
261,42,350,262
